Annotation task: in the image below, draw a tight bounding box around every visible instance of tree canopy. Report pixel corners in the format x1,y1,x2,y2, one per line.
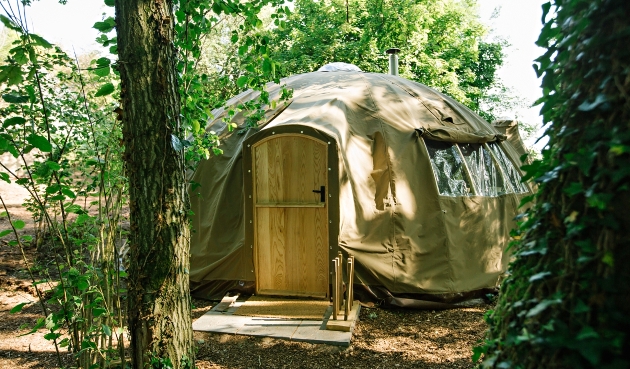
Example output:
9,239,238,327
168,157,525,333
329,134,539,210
265,0,505,120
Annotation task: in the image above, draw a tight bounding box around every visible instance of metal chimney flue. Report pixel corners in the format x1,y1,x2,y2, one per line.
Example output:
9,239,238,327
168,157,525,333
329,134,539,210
386,47,400,76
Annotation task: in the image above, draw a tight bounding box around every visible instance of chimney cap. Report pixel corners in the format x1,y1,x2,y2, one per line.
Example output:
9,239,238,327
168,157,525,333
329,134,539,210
386,48,400,55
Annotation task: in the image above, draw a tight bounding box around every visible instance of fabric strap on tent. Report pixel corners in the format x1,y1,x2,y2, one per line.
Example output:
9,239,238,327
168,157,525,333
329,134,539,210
415,127,507,144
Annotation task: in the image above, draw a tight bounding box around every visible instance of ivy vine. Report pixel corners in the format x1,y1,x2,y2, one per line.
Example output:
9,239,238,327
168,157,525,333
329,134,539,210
475,1,630,368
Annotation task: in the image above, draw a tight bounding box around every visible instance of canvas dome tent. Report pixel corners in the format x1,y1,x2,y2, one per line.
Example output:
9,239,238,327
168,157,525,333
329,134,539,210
188,64,530,307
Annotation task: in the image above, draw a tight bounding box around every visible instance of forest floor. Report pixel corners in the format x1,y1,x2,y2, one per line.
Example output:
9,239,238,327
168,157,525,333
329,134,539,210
0,183,492,369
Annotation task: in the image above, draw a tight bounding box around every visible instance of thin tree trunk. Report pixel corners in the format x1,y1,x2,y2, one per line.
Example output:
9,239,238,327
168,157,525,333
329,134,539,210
115,0,194,367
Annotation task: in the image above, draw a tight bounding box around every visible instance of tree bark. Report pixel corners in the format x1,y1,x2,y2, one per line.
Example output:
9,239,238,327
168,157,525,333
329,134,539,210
482,0,630,368
115,1,194,367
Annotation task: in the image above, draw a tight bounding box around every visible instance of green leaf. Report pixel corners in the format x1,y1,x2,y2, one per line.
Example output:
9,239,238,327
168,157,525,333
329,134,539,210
12,48,28,65
94,82,115,97
45,184,61,194
0,135,18,157
65,204,83,214
236,76,248,88
3,116,26,128
602,251,614,267
81,340,97,350
76,279,89,291
61,188,76,199
528,272,551,282
577,326,599,340
10,302,29,314
578,94,607,112
0,65,24,86
92,307,107,318
102,324,112,337
2,94,29,104
0,15,21,31
45,161,61,171
0,229,12,237
93,17,116,33
171,134,183,151
93,66,110,77
44,332,61,341
26,134,52,152
526,299,560,318
12,220,25,230
0,172,9,183
104,0,114,6
541,2,551,23
29,34,53,49
563,182,583,196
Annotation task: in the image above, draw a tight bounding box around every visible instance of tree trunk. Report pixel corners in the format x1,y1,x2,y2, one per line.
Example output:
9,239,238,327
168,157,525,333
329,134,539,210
482,0,630,368
115,1,194,367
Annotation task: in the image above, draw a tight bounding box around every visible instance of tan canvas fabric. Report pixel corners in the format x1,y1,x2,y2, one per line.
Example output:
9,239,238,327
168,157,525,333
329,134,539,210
189,71,528,301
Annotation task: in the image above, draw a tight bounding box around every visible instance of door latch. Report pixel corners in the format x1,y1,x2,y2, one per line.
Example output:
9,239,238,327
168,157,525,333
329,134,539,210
312,186,325,202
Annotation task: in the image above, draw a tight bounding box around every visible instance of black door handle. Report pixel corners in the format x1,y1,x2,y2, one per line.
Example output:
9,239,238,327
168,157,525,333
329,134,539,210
312,185,325,202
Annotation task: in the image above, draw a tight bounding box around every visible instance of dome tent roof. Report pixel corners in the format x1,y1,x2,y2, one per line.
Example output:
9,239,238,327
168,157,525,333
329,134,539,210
189,70,528,307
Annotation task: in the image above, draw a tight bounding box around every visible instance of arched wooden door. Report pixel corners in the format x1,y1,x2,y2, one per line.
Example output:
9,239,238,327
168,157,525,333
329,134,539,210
252,134,329,298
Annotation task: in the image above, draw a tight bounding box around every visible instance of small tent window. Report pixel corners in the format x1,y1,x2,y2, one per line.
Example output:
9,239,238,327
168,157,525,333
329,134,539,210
461,143,512,196
488,143,529,193
424,140,474,197
424,139,528,197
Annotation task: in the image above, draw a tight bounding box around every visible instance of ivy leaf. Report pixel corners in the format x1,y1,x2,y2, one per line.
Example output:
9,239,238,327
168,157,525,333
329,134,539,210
26,134,52,152
528,272,551,282
526,299,560,318
578,94,608,112
563,182,583,196
171,134,184,151
541,2,552,23
94,83,115,97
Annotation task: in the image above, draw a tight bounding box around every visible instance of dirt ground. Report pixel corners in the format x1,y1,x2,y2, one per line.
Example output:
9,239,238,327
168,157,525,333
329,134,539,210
0,185,491,369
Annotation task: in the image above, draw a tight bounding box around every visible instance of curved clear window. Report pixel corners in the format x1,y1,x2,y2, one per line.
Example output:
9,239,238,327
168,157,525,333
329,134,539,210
424,140,473,197
424,139,528,197
488,143,529,193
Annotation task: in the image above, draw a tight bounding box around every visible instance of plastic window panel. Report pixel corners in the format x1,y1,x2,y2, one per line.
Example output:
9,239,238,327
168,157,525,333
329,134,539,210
459,143,507,197
424,139,473,197
487,143,529,193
